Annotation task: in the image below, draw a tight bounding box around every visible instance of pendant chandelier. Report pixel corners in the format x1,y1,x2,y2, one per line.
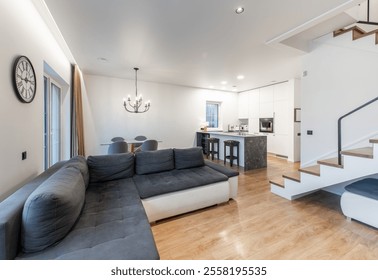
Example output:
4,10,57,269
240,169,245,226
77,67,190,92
123,67,150,113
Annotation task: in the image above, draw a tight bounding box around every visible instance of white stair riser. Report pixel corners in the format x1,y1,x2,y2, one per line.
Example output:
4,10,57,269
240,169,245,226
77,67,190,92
319,156,377,186
282,172,323,192
271,172,323,199
270,185,294,200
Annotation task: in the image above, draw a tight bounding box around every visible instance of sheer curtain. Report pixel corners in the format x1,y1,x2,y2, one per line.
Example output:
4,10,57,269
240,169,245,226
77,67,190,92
71,64,85,157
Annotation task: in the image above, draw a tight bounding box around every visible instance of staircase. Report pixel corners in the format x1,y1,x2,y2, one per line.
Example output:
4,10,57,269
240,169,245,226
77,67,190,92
270,23,378,200
270,140,378,200
333,25,378,44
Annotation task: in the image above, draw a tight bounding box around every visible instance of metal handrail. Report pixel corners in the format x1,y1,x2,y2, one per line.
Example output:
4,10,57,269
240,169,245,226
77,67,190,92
337,96,378,165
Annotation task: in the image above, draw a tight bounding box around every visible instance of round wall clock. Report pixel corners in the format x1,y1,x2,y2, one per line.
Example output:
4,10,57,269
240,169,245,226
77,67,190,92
13,56,37,103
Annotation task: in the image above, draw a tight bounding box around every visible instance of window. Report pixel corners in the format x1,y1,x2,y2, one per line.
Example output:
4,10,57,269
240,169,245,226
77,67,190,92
44,76,62,169
206,101,221,128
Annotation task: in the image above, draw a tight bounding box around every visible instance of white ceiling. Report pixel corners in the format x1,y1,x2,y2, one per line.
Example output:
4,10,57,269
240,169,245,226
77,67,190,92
42,0,364,92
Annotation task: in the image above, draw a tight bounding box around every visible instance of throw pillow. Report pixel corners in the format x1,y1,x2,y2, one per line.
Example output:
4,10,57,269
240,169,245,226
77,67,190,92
135,149,174,175
174,147,205,169
21,167,85,253
87,153,135,183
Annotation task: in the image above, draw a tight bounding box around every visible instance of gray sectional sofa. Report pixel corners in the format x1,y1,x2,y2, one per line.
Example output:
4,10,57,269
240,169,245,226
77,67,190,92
0,147,238,260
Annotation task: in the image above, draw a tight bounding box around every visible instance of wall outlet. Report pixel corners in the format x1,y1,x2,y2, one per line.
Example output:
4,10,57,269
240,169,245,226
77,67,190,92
307,130,313,135
22,151,27,160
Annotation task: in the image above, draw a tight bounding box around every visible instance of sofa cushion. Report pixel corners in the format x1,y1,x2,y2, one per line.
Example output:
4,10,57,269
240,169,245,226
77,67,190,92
205,160,239,177
134,166,228,199
0,160,67,260
345,178,378,200
64,155,89,187
17,178,159,260
174,147,204,170
135,149,174,175
21,167,85,253
87,153,134,183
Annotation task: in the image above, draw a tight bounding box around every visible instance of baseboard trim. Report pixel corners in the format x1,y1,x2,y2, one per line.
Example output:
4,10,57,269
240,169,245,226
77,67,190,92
268,152,288,159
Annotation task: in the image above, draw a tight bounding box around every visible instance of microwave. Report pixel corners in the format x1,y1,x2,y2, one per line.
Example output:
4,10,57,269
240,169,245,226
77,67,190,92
259,118,274,133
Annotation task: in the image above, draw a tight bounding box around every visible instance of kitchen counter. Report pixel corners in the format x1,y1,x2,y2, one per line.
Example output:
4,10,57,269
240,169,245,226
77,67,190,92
203,131,264,137
196,131,267,170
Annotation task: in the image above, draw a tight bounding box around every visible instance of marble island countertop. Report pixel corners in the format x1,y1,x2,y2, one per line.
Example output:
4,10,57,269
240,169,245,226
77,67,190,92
196,131,267,170
198,131,267,138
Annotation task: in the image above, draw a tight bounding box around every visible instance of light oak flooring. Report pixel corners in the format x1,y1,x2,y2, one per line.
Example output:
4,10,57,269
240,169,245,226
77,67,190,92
151,155,378,259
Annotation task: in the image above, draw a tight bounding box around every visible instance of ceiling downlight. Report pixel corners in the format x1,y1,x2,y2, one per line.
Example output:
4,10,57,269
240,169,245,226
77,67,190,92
235,7,244,14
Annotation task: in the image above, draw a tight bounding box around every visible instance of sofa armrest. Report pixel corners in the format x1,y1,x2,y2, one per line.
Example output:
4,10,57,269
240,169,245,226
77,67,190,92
204,160,239,177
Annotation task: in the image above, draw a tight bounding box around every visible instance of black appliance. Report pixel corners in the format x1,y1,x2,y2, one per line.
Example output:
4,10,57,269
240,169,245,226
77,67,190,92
259,118,274,133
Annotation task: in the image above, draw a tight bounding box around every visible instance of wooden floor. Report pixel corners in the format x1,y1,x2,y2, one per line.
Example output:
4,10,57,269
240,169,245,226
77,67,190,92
151,155,378,259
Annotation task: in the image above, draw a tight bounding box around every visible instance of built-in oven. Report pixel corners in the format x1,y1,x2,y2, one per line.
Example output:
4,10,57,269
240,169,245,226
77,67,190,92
259,118,274,133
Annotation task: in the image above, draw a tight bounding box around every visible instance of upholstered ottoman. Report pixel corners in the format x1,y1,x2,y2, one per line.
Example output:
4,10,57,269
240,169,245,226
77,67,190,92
340,178,378,228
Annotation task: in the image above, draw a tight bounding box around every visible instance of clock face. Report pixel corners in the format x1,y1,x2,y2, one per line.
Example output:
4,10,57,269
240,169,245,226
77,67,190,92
13,56,36,103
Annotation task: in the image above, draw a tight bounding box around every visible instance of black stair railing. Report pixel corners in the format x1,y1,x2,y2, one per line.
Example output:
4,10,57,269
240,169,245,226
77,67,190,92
338,96,378,165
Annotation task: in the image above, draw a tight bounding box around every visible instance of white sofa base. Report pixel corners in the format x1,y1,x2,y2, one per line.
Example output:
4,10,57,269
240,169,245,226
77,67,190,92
340,191,378,228
228,176,238,199
142,180,234,223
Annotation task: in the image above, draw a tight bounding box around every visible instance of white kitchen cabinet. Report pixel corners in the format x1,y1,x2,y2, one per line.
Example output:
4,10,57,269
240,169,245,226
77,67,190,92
274,82,289,101
238,92,249,119
249,117,259,134
260,102,273,118
237,79,300,161
270,83,290,157
248,89,260,118
267,133,288,157
259,86,274,118
267,133,276,154
273,99,289,135
260,86,274,103
267,133,289,157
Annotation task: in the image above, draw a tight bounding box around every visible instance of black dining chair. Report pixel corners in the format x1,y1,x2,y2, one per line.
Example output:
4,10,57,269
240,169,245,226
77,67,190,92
133,135,147,148
111,137,125,142
134,139,158,152
108,141,128,154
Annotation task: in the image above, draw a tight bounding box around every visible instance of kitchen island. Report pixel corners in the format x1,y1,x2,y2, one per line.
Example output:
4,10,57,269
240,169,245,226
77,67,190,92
196,131,267,170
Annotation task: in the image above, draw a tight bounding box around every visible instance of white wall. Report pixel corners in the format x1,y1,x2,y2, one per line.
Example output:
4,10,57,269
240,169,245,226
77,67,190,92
82,74,239,155
301,34,378,166
0,1,72,200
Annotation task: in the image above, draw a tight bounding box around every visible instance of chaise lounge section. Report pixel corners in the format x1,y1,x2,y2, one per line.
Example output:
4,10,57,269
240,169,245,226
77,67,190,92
0,147,238,259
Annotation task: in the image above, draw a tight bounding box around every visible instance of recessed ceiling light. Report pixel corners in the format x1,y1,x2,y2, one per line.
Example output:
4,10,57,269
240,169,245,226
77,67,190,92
221,81,228,85
237,75,245,80
235,7,244,14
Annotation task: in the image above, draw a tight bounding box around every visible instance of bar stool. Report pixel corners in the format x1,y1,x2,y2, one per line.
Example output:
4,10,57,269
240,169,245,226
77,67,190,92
224,140,240,167
207,137,220,160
